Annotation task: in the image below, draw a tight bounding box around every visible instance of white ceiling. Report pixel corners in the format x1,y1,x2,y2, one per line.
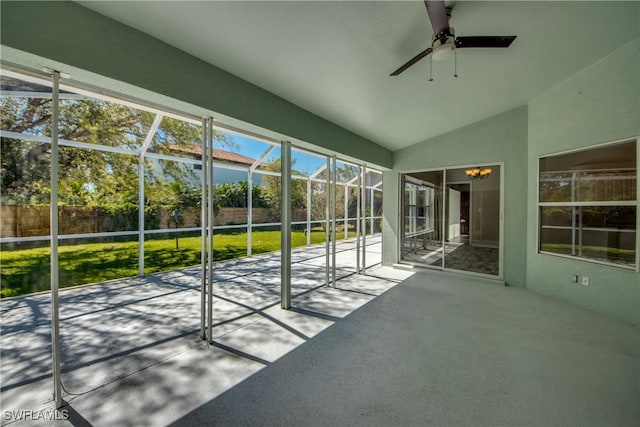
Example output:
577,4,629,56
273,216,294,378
79,1,639,151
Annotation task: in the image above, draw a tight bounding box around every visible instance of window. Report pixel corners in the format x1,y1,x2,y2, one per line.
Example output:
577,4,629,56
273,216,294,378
538,139,637,269
404,181,433,236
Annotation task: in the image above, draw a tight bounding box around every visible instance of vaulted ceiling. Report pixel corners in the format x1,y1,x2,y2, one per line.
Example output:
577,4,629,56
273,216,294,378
79,1,639,151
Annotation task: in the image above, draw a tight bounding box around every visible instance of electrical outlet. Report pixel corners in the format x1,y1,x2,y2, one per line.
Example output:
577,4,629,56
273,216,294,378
572,275,579,283
582,276,589,286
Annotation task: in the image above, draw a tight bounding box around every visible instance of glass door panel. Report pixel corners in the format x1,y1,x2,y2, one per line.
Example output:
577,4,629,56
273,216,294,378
400,165,502,278
444,166,500,276
401,171,444,268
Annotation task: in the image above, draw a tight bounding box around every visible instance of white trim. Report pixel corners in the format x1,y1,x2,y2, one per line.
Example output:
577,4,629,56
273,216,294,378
250,222,285,229
0,91,85,100
1,68,53,88
206,118,214,343
346,175,359,185
0,215,386,245
399,162,505,280
200,117,209,339
292,143,333,161
539,201,637,207
306,178,312,246
0,130,137,155
538,136,638,159
212,121,280,147
58,82,201,125
61,231,139,240
2,65,390,173
541,225,636,233
331,154,337,286
49,70,63,409
1,231,139,244
539,251,636,271
251,169,281,178
398,161,499,176
441,169,447,270
536,137,638,272
250,145,276,172
281,141,292,308
140,114,163,156
138,159,145,277
1,65,388,290
310,164,327,179
144,151,202,166
1,235,51,244
144,227,202,235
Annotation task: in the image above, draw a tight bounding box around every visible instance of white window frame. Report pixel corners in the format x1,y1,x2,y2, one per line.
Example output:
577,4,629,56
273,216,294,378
537,137,639,271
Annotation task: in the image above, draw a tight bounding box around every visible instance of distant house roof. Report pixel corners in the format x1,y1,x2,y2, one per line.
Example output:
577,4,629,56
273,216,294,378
167,144,257,166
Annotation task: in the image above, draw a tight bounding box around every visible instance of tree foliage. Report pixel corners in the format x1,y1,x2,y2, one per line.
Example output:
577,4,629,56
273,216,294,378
1,93,203,213
260,158,307,218
1,87,373,233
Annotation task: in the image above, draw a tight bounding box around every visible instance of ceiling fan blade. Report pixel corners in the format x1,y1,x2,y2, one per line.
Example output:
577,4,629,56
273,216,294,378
455,36,517,48
390,47,433,76
424,1,450,36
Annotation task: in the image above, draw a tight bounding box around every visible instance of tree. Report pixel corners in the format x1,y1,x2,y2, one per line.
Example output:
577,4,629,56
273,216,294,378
260,158,307,219
0,84,223,231
211,182,269,209
309,164,360,228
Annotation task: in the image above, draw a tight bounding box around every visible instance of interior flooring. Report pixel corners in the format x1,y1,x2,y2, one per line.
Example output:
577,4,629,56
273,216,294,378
403,235,499,276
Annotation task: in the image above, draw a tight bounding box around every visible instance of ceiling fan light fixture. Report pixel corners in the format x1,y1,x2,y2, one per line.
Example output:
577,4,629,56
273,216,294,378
432,37,456,61
465,168,481,178
480,167,493,178
465,167,493,179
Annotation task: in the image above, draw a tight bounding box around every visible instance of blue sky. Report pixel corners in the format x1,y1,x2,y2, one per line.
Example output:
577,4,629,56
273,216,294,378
220,134,327,176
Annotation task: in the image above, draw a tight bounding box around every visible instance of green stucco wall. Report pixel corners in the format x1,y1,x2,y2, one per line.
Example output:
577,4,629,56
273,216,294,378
526,38,640,326
384,106,529,287
0,1,391,168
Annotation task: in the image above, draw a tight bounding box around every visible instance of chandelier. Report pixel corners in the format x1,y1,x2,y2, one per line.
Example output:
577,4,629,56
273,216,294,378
465,167,492,179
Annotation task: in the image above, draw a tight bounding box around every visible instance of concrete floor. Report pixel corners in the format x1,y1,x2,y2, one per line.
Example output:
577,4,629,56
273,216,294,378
2,236,639,426
0,237,392,426
172,272,639,427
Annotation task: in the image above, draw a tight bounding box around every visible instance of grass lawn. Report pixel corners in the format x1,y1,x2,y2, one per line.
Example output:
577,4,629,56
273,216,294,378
0,229,342,298
540,243,636,266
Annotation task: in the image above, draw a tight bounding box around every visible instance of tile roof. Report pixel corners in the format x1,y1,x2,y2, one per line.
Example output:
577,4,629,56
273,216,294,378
167,144,257,166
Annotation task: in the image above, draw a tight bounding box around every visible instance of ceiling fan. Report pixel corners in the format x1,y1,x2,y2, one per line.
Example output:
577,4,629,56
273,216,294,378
390,0,516,76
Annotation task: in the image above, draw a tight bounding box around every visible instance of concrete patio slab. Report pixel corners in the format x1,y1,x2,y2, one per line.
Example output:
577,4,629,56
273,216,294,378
0,237,388,426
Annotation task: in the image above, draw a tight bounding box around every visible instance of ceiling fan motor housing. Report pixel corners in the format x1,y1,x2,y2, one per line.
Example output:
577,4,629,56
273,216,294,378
432,36,456,61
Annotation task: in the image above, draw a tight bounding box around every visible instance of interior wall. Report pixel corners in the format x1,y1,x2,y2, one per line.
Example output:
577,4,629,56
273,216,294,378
0,1,391,169
470,169,501,248
383,106,528,286
447,188,461,240
526,38,640,326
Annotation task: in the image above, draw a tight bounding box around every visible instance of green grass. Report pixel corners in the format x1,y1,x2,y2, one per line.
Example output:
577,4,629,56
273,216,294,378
540,243,636,265
0,229,349,298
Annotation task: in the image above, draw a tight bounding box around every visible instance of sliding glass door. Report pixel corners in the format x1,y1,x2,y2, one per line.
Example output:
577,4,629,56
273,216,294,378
401,165,502,278
402,171,444,267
